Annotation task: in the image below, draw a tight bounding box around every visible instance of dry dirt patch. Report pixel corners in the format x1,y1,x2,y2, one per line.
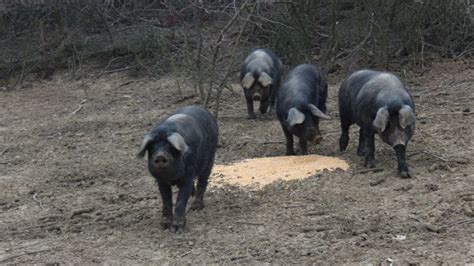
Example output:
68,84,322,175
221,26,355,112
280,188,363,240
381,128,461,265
211,155,349,188
0,60,473,264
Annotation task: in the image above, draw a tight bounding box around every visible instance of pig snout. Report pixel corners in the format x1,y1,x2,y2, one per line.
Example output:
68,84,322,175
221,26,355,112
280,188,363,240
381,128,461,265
252,93,262,101
389,129,408,148
391,141,406,148
152,153,170,168
312,134,323,144
306,128,322,143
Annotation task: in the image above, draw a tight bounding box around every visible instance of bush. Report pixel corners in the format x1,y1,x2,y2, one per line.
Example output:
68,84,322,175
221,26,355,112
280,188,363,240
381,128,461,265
0,0,471,103
263,0,473,70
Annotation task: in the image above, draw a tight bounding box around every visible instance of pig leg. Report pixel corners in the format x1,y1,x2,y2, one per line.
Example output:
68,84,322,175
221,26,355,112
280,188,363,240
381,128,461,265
246,97,256,119
173,180,194,233
157,181,173,229
268,86,276,113
339,121,351,152
299,138,308,155
357,127,366,156
259,99,269,114
394,145,410,178
363,129,376,168
283,126,295,155
190,175,208,210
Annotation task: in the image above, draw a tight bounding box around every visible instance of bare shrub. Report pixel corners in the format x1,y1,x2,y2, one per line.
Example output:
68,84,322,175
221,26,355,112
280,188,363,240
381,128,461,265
0,0,471,112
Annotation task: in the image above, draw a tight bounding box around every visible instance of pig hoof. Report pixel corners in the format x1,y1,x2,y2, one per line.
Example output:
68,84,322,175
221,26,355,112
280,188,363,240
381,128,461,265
173,224,185,234
160,216,173,229
172,218,186,233
400,171,411,178
365,159,376,168
190,200,204,211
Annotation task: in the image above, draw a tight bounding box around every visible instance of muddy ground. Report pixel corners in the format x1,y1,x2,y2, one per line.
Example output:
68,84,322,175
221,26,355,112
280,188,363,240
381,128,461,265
0,59,473,264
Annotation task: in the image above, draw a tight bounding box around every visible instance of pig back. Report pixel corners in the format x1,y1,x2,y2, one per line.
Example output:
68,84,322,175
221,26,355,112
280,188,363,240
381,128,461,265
355,72,413,125
278,64,326,110
170,106,219,175
241,49,282,85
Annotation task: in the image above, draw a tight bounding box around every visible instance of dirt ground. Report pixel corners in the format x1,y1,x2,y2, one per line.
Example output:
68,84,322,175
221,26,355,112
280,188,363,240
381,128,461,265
1,59,473,264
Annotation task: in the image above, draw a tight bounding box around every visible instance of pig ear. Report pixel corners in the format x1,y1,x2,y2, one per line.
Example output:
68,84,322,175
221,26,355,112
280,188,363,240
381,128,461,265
258,72,273,87
167,132,189,153
373,107,389,132
287,108,305,127
308,104,330,120
242,73,255,89
137,134,153,159
399,105,416,129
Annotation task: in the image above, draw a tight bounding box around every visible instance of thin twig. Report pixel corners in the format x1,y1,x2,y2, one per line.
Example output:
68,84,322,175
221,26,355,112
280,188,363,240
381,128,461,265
69,105,83,116
229,255,248,261
104,65,138,74
68,99,87,118
178,251,192,257
453,47,474,60
353,167,384,174
407,151,421,158
0,248,52,263
3,240,52,253
443,218,474,228
112,129,144,138
32,193,45,209
283,203,306,209
205,0,250,107
258,141,285,145
428,112,473,116
218,115,247,119
416,198,443,215
70,207,95,218
221,255,249,261
346,12,374,68
235,220,264,226
421,150,448,162
369,176,387,186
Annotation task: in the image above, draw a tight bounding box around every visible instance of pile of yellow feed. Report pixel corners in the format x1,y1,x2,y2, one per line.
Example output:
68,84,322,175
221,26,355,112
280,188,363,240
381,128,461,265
211,155,349,188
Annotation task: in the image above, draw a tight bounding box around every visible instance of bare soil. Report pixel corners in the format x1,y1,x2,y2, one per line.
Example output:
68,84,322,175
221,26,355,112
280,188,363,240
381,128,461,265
1,59,473,264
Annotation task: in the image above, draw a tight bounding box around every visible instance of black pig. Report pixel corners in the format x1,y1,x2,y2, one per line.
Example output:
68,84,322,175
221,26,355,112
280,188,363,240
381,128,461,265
137,106,219,232
240,48,283,119
277,64,330,155
338,70,416,177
